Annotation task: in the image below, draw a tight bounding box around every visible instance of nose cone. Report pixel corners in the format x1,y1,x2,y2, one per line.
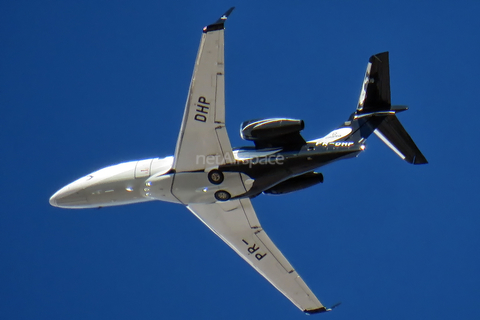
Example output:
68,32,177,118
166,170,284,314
49,185,88,209
49,194,58,207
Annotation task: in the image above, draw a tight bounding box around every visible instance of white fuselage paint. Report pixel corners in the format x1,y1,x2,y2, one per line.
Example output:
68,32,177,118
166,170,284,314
307,127,353,145
49,151,262,209
232,148,282,160
50,156,177,209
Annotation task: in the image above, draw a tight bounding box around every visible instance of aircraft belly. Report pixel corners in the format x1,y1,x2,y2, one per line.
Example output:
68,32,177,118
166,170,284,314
63,179,153,208
172,172,251,204
144,174,180,203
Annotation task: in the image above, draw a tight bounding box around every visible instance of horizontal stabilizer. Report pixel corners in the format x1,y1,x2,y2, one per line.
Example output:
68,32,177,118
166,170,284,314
374,115,428,164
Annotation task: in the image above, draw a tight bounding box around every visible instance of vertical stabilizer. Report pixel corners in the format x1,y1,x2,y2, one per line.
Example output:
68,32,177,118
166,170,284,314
357,52,391,113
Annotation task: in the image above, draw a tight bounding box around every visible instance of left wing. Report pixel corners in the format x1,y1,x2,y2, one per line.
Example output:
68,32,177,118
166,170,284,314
187,198,328,314
173,8,235,172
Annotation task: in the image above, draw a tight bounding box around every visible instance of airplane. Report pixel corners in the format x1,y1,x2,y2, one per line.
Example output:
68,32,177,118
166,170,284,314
49,7,427,315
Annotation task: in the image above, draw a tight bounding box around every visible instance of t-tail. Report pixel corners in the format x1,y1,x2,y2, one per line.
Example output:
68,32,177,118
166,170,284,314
338,52,427,164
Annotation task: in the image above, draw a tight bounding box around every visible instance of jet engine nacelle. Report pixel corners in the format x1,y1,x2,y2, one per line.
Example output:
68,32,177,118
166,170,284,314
240,118,304,141
264,172,324,195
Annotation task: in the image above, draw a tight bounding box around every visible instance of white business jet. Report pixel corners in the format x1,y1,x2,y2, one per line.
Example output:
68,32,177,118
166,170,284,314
50,7,426,314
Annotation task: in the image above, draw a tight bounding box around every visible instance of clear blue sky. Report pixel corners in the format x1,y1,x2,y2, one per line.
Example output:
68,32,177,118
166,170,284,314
1,1,479,319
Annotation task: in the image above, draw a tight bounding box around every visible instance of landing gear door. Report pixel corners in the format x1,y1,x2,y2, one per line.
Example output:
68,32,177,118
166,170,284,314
135,159,153,178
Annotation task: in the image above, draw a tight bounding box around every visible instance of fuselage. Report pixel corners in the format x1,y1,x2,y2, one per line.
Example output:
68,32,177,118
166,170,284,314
49,138,364,209
49,157,176,209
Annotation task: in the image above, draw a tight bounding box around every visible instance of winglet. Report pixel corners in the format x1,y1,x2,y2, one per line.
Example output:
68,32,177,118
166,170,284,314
304,302,341,315
203,7,235,33
304,307,328,315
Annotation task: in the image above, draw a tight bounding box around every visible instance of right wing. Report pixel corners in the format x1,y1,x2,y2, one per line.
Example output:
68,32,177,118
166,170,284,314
187,198,328,314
